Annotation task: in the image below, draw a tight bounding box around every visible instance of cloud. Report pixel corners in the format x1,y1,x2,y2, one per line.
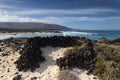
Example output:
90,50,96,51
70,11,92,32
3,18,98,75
0,10,120,25
0,4,119,16
0,4,14,9
1,0,25,3
0,11,62,24
38,16,120,23
0,11,41,22
12,8,119,15
0,4,27,10
0,0,26,10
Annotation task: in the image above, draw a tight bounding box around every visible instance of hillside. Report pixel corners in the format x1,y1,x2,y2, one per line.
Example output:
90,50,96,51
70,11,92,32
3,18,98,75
0,22,70,32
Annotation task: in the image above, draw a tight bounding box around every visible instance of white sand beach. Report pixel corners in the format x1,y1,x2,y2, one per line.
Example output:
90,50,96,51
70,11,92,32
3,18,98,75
0,46,98,80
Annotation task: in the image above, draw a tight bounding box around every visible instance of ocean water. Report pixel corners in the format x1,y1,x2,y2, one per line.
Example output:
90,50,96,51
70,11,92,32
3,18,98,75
0,30,120,40
69,30,120,40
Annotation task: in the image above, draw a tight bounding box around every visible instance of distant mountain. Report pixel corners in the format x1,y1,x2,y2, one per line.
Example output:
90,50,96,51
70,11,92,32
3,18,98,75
0,22,70,32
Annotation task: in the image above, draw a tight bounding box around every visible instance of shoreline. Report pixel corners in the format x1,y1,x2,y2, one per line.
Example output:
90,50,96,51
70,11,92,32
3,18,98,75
0,32,120,41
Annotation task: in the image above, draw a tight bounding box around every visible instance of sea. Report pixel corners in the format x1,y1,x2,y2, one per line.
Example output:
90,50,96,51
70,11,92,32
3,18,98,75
0,30,120,41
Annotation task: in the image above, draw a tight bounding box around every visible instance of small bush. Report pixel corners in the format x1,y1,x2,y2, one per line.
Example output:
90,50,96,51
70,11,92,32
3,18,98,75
63,48,75,57
63,44,86,57
93,57,113,80
97,37,110,43
93,44,120,80
57,70,79,80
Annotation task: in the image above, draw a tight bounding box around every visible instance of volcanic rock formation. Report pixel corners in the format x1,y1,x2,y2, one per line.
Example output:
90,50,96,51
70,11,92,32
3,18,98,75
15,38,45,71
56,41,96,72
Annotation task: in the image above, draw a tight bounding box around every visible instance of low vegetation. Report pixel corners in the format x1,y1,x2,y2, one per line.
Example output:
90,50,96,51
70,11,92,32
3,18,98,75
57,70,79,80
63,43,86,57
93,44,120,80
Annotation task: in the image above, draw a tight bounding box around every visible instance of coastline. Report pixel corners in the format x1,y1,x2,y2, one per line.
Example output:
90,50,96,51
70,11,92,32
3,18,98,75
1,30,120,41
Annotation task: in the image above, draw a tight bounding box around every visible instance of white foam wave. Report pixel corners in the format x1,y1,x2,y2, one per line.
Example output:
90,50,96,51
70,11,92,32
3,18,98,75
60,31,97,36
0,31,98,40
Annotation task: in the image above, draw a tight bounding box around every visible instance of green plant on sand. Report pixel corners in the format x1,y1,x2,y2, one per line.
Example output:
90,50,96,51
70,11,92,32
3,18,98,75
57,70,79,80
93,44,120,80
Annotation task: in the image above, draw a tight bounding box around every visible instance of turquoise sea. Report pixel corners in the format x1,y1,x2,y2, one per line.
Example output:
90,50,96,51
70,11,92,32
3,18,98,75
0,30,120,40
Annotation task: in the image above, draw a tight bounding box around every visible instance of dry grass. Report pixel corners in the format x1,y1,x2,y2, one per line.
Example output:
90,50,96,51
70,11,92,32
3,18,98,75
93,44,120,80
63,43,86,57
57,70,79,80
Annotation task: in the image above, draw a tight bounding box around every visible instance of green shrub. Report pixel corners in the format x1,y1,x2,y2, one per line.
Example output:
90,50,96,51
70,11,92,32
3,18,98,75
93,44,120,80
63,44,86,57
93,57,115,80
57,70,79,80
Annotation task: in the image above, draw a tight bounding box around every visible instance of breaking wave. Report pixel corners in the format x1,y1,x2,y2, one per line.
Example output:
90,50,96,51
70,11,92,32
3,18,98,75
60,31,98,36
0,30,120,40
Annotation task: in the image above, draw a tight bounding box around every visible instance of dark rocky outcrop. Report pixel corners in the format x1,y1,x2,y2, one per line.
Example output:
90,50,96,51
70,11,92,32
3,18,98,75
112,38,120,44
0,48,2,52
30,77,37,80
15,36,81,71
1,52,9,56
28,36,80,47
14,36,81,71
15,38,45,72
56,41,96,72
12,75,22,80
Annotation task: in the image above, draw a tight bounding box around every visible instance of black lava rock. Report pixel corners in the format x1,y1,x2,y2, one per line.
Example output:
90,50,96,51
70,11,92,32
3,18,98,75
1,52,9,56
28,36,80,47
30,77,37,80
0,48,2,52
14,36,81,71
15,38,45,71
56,42,96,71
112,38,120,44
12,75,21,80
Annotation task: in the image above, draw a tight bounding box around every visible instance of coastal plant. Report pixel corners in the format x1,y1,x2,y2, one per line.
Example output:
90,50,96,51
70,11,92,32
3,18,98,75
63,43,86,57
57,70,79,80
97,37,110,43
93,44,120,80
93,56,113,80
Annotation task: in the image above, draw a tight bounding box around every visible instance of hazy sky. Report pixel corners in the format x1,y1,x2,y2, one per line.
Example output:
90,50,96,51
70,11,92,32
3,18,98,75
0,0,120,30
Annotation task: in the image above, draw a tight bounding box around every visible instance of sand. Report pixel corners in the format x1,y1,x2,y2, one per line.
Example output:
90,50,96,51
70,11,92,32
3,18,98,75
0,46,98,80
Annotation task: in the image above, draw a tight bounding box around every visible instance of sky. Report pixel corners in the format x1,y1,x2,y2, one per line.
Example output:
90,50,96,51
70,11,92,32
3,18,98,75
0,0,120,30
